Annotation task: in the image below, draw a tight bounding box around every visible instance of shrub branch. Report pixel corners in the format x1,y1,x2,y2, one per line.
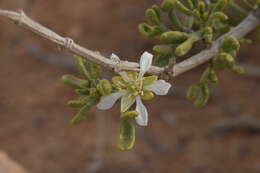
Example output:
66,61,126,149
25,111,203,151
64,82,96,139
0,9,259,78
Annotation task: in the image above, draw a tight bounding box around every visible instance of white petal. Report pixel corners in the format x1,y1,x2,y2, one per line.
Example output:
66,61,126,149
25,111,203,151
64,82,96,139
110,53,120,61
144,80,171,95
121,92,136,112
97,91,125,110
135,96,148,126
119,71,131,82
139,52,153,78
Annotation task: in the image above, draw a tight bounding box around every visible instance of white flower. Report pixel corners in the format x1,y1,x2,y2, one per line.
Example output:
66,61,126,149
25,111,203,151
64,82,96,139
97,51,172,126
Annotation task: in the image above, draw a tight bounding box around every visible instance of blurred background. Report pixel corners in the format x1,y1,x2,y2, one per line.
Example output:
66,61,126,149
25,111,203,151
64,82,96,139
0,0,260,173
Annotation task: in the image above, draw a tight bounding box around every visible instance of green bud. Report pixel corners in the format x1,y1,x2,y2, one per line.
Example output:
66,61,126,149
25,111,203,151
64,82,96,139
121,111,139,119
97,79,112,96
191,0,199,8
145,8,161,25
174,0,193,15
192,9,201,18
153,44,176,55
214,52,235,69
194,85,209,108
198,1,206,14
203,26,213,42
141,90,155,101
160,31,188,44
138,23,161,37
187,83,200,100
221,37,240,52
161,0,175,12
142,75,158,86
212,0,227,13
118,119,135,151
153,54,173,67
152,5,161,17
231,65,244,74
184,0,194,9
175,34,200,56
208,69,218,83
62,75,89,89
212,12,228,21
168,10,184,30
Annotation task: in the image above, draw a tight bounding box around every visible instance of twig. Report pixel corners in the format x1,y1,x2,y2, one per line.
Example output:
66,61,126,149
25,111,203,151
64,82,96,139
0,9,259,78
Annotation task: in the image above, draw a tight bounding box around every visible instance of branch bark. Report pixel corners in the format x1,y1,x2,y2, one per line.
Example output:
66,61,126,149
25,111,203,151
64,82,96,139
0,9,259,78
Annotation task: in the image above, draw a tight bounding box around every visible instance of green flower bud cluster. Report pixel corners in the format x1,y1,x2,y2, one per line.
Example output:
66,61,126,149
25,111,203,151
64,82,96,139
62,55,112,124
139,0,236,67
187,36,244,107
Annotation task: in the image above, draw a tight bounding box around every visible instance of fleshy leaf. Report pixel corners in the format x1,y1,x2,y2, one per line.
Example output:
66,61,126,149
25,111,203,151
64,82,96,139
118,119,135,151
71,104,91,124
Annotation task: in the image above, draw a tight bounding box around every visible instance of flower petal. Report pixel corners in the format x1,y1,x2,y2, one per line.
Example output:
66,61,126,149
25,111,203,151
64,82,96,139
121,92,136,112
139,52,153,78
144,80,171,95
135,96,148,126
97,91,126,110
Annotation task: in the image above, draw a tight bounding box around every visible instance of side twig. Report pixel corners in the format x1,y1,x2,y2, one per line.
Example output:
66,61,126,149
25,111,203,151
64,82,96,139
0,9,259,78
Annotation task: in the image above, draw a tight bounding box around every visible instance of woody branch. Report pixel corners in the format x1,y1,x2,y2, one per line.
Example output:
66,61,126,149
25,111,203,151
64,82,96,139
0,9,259,77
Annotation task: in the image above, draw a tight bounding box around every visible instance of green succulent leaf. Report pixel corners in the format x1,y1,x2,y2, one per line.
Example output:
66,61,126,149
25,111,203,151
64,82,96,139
62,75,89,89
118,119,135,151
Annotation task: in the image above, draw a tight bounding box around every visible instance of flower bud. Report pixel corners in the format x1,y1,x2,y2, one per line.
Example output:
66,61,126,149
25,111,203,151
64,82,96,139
194,85,209,108
152,5,161,17
193,9,201,18
214,52,235,69
212,12,228,21
160,31,188,44
198,1,206,13
208,69,218,83
231,65,244,74
62,75,89,89
212,0,227,13
145,8,161,25
97,79,112,96
184,0,194,9
138,23,161,37
203,26,213,42
175,35,199,56
187,83,200,100
191,0,199,8
141,90,155,101
121,111,139,119
153,44,175,55
161,0,175,12
221,37,240,53
174,0,193,15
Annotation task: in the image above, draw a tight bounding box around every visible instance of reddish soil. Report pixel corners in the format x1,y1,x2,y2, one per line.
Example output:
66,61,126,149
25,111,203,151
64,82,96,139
0,0,260,173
